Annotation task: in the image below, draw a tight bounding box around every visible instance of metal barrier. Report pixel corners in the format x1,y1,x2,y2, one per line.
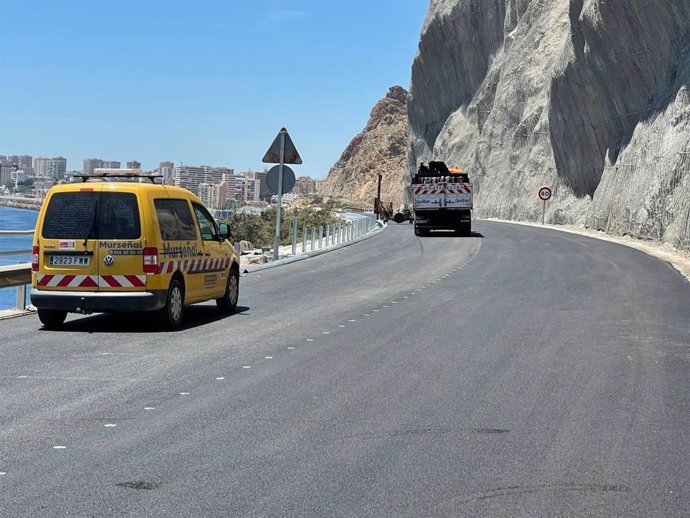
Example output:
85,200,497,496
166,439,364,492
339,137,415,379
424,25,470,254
0,230,34,310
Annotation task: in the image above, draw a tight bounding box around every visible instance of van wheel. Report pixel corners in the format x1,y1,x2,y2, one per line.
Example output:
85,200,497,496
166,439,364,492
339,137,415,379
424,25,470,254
38,309,67,329
217,268,239,314
159,278,184,329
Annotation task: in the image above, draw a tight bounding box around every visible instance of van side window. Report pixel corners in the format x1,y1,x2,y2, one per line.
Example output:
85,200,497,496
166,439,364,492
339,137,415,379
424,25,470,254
154,199,197,241
193,204,219,241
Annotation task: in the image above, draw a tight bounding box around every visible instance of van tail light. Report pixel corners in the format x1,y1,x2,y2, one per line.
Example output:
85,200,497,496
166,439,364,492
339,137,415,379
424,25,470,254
32,246,40,272
143,247,159,274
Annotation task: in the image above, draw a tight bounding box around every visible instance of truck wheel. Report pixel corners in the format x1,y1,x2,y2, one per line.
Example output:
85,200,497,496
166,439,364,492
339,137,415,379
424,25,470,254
216,267,239,314
38,309,67,329
159,278,184,329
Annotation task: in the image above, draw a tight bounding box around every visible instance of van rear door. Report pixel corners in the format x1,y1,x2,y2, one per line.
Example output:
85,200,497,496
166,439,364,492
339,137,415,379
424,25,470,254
37,186,103,292
96,190,146,293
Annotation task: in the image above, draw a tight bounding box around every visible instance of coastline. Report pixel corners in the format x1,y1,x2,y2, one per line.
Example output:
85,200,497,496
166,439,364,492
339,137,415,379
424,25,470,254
0,198,41,211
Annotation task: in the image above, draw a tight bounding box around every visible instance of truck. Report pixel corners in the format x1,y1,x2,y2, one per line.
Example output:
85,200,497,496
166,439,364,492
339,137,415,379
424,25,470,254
411,161,473,236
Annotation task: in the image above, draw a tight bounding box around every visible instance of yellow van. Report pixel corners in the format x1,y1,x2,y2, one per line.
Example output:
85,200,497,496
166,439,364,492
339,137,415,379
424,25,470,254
30,170,239,329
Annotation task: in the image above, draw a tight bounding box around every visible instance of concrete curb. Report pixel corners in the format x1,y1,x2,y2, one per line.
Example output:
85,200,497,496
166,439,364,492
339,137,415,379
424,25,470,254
485,218,690,284
244,221,388,273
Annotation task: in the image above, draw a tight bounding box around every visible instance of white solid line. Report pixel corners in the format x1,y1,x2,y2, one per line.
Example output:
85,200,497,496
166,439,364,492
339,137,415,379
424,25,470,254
216,377,225,380
0,472,6,475
53,446,66,450
144,407,155,410
242,366,251,369
179,392,190,395
104,424,117,428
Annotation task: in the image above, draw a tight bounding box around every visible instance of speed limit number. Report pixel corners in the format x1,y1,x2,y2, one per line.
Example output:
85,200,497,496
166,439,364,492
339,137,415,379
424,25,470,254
538,186,552,201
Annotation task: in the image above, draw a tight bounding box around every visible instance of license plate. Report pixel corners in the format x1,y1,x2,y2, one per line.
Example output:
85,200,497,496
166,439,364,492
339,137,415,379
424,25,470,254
49,255,91,266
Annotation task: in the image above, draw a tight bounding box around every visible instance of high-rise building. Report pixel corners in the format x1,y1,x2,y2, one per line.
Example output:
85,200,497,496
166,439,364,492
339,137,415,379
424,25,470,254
101,160,121,169
295,176,317,194
34,157,51,177
47,157,67,180
0,156,7,166
83,158,103,175
242,169,271,200
198,182,222,209
127,161,141,169
223,173,245,203
174,165,233,196
34,157,67,179
159,161,175,184
9,155,33,169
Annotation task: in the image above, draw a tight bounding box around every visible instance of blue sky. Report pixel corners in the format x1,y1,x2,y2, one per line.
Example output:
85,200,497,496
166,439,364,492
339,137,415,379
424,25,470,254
0,0,427,178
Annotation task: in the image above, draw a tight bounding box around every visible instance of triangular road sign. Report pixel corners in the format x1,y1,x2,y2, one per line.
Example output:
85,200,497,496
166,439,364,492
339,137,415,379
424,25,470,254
262,127,303,164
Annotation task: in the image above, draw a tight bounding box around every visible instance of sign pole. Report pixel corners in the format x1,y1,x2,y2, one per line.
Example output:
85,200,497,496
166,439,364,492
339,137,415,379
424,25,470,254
542,200,546,225
273,131,286,260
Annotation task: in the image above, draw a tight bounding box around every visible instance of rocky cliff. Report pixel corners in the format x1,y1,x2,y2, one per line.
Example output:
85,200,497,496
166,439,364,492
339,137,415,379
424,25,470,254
320,86,408,210
409,0,690,249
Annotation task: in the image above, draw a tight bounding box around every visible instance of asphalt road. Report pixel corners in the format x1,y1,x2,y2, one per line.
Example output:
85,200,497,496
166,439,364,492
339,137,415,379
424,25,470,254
1,221,689,517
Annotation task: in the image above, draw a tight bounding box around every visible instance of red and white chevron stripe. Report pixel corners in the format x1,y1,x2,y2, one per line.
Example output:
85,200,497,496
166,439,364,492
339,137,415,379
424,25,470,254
414,184,472,195
37,274,99,288
157,257,231,275
99,275,146,288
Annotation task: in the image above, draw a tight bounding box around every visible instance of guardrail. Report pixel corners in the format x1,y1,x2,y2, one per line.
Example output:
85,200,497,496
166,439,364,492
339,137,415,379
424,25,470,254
0,230,34,311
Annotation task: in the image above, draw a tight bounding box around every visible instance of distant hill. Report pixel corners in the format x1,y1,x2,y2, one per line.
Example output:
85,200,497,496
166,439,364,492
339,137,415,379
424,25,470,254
320,86,409,211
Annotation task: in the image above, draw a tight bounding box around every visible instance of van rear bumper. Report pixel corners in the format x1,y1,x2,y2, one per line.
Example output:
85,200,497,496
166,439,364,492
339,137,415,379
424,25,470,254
30,289,168,314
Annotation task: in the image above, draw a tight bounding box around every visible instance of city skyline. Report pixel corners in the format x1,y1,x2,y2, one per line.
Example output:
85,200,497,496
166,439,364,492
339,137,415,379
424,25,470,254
0,1,427,179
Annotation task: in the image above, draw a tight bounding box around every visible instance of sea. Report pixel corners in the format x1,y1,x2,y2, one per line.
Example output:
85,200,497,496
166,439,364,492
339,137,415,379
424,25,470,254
0,205,38,310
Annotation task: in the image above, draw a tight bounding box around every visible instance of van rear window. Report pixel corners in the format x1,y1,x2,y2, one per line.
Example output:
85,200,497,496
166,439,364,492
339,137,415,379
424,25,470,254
42,192,141,240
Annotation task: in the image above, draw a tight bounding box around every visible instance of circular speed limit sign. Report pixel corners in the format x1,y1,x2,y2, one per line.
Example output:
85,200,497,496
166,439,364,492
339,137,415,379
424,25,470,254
538,186,552,201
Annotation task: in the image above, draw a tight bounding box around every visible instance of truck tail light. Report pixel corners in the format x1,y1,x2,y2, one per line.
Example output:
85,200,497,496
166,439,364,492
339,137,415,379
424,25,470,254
143,247,159,274
32,246,39,272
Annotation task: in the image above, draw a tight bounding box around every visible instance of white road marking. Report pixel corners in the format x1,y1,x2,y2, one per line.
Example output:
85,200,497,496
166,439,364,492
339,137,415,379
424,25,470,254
322,331,330,335
265,356,274,359
391,301,398,304
53,446,66,450
306,338,315,342
179,392,190,395
144,407,155,410
338,325,345,328
348,319,356,322
373,309,380,312
403,296,409,299
0,472,6,475
216,377,225,380
287,347,295,350
104,424,117,428
242,365,251,369
364,313,371,316
16,375,139,382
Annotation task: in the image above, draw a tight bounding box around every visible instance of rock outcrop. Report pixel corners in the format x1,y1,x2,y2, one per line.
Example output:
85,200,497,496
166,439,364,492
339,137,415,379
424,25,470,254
409,0,690,249
320,86,409,210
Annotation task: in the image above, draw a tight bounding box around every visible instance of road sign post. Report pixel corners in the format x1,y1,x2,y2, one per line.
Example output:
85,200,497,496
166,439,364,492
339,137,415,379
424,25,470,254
538,186,552,225
263,128,302,261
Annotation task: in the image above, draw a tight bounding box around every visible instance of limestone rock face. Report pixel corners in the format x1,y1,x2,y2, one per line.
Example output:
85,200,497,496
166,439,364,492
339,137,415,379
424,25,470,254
409,0,690,249
320,86,409,210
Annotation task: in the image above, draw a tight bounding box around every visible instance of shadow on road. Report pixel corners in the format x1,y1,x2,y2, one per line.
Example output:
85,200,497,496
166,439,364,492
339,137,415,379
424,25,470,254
40,305,251,334
418,231,485,238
